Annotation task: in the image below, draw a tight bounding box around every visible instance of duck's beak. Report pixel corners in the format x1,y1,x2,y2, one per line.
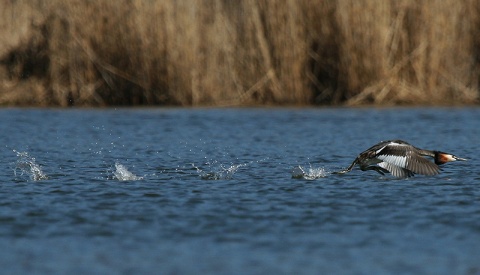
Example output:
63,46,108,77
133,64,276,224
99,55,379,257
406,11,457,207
454,156,467,161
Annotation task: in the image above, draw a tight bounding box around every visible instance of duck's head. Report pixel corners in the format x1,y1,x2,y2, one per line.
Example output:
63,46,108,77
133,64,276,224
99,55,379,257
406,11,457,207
434,151,467,165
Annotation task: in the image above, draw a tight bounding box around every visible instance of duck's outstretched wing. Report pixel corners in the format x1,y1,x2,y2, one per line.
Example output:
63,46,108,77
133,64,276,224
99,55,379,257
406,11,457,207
405,153,440,175
376,146,440,176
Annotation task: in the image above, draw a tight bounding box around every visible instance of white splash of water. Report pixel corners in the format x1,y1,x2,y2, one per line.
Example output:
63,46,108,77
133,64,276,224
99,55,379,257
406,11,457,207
291,165,328,180
113,162,143,181
13,150,48,181
193,162,246,180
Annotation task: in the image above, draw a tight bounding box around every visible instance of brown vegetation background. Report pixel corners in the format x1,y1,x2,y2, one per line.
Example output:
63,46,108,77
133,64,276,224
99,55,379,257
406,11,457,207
0,0,479,107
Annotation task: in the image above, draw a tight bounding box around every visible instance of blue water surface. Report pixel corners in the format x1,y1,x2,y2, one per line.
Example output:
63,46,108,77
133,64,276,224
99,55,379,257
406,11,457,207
0,107,479,274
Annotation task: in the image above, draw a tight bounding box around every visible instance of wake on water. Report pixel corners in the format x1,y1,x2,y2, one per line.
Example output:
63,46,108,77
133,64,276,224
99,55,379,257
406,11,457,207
11,150,330,182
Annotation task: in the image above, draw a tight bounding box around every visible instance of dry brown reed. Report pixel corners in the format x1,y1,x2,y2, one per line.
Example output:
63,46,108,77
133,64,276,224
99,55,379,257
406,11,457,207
0,0,478,106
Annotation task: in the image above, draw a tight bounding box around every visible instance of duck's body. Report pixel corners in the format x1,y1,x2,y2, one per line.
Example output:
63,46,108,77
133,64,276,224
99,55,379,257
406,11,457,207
336,140,466,178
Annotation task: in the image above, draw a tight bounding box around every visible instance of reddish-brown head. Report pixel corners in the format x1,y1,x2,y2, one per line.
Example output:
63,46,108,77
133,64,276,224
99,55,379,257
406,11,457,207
434,151,467,165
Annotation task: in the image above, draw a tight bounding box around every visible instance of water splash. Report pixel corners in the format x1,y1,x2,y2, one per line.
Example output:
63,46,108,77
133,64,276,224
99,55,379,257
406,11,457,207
13,150,48,181
291,165,328,180
193,162,246,180
113,162,143,181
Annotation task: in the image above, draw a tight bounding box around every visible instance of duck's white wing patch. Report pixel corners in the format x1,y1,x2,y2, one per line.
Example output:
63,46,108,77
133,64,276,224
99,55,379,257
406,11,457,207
389,141,409,146
374,145,388,155
378,162,414,178
377,154,407,168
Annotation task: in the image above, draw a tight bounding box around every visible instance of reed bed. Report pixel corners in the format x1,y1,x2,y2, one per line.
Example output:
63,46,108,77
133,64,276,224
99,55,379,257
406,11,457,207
0,0,479,106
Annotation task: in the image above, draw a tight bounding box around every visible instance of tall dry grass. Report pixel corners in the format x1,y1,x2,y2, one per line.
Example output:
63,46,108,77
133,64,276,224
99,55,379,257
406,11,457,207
0,0,478,106
338,0,480,105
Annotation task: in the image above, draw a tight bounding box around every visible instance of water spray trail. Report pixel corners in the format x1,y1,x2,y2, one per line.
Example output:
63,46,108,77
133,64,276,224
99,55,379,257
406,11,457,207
193,162,247,180
13,150,48,181
113,162,143,181
291,165,328,180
